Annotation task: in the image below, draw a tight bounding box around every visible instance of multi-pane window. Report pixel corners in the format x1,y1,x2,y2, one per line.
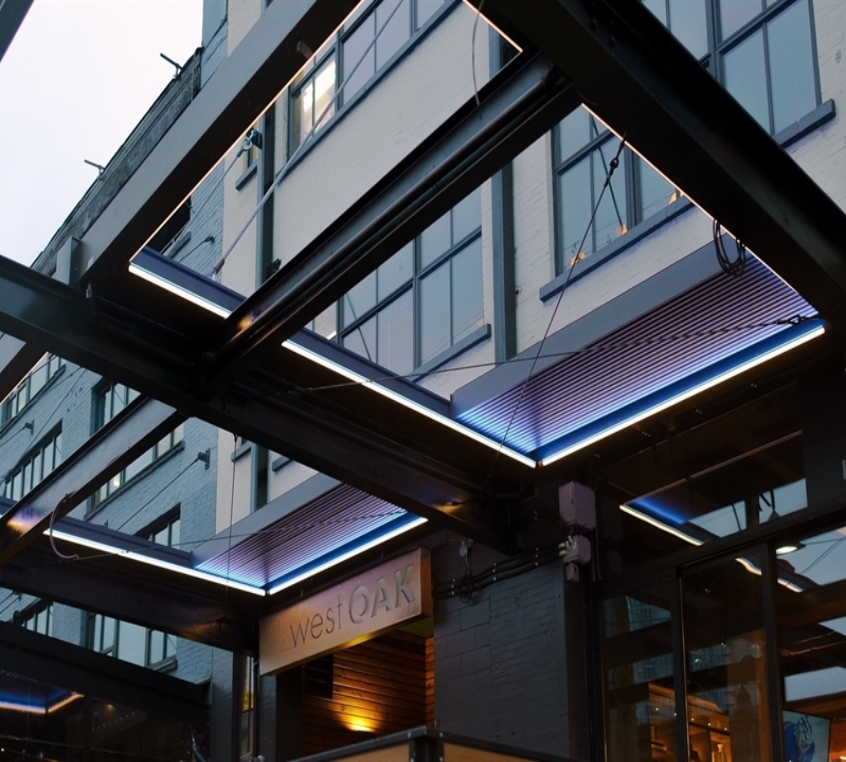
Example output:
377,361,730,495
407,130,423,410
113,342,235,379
20,603,53,636
644,0,818,135
4,428,63,502
93,382,184,504
310,188,483,375
290,0,446,151
1,354,64,424
555,108,678,267
88,512,179,667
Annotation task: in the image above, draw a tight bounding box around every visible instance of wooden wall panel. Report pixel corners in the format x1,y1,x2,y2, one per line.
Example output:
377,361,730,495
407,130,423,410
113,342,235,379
301,631,434,755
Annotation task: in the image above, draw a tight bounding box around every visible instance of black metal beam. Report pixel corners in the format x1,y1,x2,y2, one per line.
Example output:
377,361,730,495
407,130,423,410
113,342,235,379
0,0,33,63
204,51,580,387
76,0,360,284
1,535,258,653
471,0,846,328
0,259,529,552
0,395,184,564
0,620,209,727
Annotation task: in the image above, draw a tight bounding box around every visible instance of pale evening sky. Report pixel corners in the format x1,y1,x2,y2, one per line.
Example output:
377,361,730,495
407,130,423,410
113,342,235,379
0,0,203,266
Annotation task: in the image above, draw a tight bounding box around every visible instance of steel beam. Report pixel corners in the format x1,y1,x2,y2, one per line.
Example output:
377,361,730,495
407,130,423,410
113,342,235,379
0,260,528,553
204,51,580,386
1,535,258,653
0,620,209,726
470,0,846,328
0,395,184,564
77,0,359,284
0,0,33,63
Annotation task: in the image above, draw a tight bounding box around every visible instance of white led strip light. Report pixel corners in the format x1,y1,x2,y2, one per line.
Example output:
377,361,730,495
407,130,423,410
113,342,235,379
267,515,428,596
282,340,538,468
540,325,825,467
46,528,266,596
128,262,233,319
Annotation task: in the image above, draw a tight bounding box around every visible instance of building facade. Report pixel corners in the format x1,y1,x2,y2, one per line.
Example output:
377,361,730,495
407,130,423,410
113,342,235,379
0,1,845,762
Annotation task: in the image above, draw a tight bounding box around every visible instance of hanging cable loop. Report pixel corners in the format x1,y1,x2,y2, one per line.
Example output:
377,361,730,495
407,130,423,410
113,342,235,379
713,219,746,277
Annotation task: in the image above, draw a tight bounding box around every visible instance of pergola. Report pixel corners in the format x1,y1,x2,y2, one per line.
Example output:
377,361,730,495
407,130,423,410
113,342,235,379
1,0,845,656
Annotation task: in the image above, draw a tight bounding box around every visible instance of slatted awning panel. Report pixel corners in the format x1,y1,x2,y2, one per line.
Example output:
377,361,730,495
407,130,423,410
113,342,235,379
456,258,816,455
195,485,407,587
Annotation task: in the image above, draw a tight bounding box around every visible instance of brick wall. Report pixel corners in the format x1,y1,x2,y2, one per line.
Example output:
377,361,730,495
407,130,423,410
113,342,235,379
432,538,590,759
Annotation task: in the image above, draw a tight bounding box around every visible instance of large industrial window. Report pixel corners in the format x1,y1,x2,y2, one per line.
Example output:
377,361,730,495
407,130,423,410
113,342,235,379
644,0,818,136
1,354,64,425
308,188,484,376
3,427,63,502
92,381,183,505
289,0,447,152
555,108,679,267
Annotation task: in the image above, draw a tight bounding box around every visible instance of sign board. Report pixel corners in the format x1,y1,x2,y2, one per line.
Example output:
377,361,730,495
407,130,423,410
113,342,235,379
259,547,431,675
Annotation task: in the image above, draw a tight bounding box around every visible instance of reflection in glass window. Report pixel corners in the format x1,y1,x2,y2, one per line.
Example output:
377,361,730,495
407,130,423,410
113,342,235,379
774,524,846,762
290,0,446,151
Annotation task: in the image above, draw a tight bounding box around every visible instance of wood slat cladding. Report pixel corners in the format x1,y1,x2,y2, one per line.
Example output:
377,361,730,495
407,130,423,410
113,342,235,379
301,631,434,755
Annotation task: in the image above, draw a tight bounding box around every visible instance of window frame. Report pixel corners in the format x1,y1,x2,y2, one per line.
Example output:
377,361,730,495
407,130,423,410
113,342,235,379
90,381,184,507
3,427,63,502
287,0,450,157
1,354,65,426
325,189,486,375
18,601,53,637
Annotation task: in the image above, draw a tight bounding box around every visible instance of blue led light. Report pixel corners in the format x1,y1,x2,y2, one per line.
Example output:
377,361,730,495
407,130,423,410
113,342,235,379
628,497,687,527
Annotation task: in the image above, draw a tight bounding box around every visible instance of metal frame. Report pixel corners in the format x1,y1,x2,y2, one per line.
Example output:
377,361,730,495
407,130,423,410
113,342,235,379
1,0,846,658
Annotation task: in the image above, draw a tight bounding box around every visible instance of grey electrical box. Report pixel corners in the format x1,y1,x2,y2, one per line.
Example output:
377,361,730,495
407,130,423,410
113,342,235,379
559,481,596,531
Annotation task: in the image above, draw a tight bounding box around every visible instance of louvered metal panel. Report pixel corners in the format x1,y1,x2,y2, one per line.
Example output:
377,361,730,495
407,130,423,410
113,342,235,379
457,258,816,456
196,485,407,588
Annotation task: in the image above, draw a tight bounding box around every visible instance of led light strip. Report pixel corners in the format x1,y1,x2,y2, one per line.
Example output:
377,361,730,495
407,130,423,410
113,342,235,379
0,699,46,714
622,505,803,592
620,504,703,546
267,515,428,595
128,262,233,319
282,340,537,468
46,528,265,596
540,324,825,467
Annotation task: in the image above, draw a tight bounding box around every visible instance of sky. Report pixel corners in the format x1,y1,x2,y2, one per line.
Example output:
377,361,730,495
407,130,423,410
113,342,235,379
0,0,204,266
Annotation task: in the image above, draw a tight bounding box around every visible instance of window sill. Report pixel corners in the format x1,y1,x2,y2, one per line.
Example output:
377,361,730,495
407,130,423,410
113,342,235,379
231,441,252,462
151,655,178,673
540,100,835,303
413,323,491,382
541,199,694,302
271,455,291,472
235,162,258,191
775,98,835,149
85,441,185,519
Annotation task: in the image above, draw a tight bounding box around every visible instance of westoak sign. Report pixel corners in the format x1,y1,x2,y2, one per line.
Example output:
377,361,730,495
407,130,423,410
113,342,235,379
259,548,432,675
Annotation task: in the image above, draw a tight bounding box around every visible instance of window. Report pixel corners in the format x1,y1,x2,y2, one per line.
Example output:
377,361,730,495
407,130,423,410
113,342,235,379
88,512,179,668
290,0,446,151
19,602,53,636
1,354,64,425
555,107,679,267
92,382,184,505
644,0,818,135
309,188,484,374
4,428,63,502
